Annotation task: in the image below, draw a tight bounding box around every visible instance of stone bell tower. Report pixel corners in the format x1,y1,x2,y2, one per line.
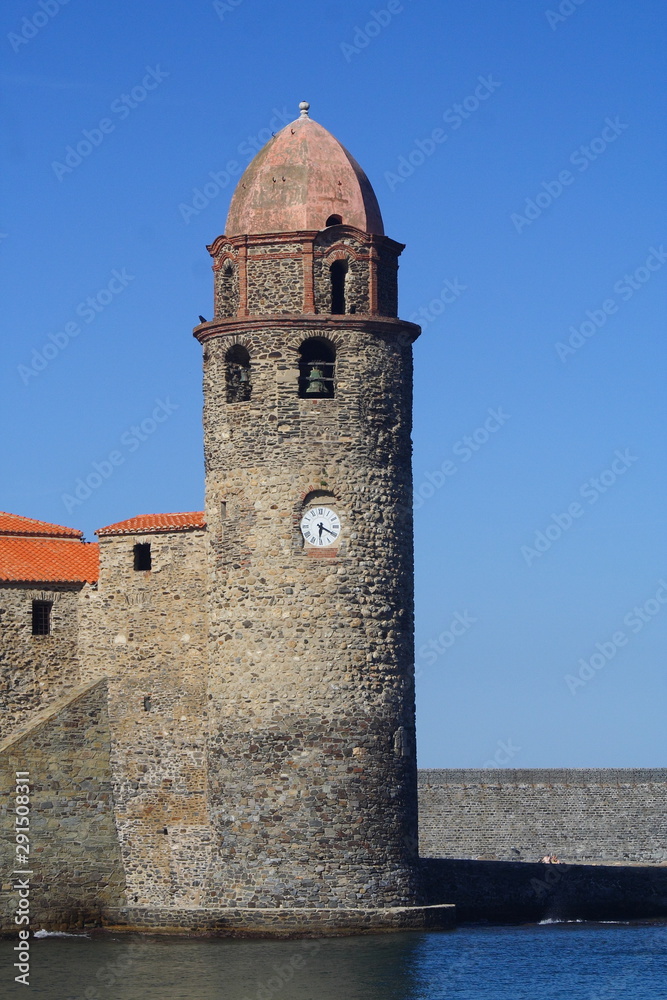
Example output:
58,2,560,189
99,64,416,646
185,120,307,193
194,102,424,918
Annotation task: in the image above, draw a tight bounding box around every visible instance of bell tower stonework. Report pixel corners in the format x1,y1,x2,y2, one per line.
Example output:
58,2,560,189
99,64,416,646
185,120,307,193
194,103,436,924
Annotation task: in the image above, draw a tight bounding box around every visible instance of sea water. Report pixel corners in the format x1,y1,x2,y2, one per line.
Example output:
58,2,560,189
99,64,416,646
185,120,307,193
1,922,666,999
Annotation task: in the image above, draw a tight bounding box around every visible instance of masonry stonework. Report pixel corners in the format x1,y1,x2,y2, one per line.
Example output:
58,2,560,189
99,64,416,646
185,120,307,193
0,681,126,930
78,525,211,909
0,582,89,736
418,769,667,865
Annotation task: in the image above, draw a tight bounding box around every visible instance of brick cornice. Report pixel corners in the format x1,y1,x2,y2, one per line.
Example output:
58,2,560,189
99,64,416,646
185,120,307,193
208,231,318,257
193,314,420,344
207,228,405,257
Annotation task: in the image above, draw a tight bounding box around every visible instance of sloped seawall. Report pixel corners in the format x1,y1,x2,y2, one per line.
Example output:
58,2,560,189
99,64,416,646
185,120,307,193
0,680,126,932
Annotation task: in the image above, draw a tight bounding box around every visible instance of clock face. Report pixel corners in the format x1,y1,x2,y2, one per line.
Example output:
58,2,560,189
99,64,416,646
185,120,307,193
300,506,341,548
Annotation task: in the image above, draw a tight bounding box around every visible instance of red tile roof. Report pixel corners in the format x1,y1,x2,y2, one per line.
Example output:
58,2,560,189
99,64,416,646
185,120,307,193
97,511,206,537
225,112,385,236
0,536,99,584
0,511,83,538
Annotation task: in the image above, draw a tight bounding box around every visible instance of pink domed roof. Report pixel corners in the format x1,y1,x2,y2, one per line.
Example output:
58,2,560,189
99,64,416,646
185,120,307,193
225,104,384,237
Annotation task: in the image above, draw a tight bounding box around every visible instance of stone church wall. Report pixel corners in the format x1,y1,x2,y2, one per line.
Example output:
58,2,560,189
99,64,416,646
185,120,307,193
418,769,667,865
214,262,240,319
247,244,304,314
77,528,212,909
0,582,87,739
0,680,126,932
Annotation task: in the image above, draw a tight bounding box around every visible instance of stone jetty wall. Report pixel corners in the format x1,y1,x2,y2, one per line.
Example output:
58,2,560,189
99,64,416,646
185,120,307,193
418,768,667,865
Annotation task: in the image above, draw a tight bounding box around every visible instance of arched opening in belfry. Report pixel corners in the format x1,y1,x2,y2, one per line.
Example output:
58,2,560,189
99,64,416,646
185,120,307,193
298,338,336,399
325,214,342,227
330,259,348,314
225,344,251,403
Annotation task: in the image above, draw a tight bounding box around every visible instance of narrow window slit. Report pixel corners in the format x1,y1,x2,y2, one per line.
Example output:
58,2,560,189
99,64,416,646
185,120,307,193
32,600,52,635
134,543,151,571
330,259,348,315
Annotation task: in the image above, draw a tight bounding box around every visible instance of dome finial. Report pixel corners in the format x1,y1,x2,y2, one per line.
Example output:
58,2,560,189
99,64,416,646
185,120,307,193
298,101,310,119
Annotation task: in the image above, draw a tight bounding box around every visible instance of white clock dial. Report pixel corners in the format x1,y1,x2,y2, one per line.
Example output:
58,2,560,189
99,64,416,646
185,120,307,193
300,506,341,547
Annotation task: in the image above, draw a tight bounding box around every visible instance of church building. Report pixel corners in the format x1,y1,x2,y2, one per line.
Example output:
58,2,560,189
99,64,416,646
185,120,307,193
2,103,664,934
0,103,454,932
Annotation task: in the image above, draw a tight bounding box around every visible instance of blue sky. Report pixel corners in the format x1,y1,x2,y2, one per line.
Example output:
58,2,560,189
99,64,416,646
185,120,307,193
1,0,665,767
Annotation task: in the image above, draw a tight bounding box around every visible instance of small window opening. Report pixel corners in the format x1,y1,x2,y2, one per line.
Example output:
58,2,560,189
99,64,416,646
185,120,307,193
330,259,348,315
32,600,52,636
143,695,152,712
325,214,342,227
223,263,234,278
134,543,152,571
225,344,252,403
298,338,336,399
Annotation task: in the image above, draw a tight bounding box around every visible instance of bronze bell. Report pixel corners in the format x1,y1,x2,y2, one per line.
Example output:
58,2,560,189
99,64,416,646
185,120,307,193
305,365,326,394
238,367,249,383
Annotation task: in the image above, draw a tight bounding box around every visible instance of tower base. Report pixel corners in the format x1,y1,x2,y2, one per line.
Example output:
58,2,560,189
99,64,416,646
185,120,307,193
98,904,455,937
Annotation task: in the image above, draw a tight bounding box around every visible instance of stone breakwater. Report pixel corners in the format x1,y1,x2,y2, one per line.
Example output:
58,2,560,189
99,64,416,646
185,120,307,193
418,768,667,865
